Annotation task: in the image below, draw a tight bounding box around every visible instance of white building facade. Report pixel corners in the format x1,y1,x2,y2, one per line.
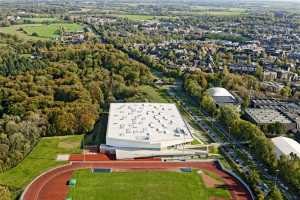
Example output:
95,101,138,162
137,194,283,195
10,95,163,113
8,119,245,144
106,103,193,150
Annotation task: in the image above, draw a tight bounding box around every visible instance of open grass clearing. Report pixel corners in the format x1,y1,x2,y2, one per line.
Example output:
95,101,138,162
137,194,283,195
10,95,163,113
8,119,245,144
0,135,82,188
58,136,81,150
0,24,43,40
112,14,176,21
117,14,155,20
134,85,171,103
22,17,59,23
22,23,83,38
190,6,245,12
170,9,246,16
0,23,83,40
67,170,231,200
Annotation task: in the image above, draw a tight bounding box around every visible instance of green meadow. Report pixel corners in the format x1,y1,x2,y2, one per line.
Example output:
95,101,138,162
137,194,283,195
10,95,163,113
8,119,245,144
22,17,59,23
0,23,83,40
0,135,82,188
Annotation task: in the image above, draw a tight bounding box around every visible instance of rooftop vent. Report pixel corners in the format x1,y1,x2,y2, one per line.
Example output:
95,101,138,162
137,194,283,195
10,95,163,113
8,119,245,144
174,133,181,137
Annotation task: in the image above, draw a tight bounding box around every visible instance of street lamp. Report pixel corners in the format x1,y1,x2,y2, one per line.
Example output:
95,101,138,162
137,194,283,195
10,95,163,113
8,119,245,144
275,169,280,187
83,135,85,162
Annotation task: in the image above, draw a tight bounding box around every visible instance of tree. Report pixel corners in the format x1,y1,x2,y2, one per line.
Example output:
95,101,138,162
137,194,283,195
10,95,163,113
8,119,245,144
31,32,39,37
257,192,265,200
223,65,229,76
75,108,98,133
248,169,260,186
280,86,292,97
88,81,104,105
247,55,252,65
201,94,218,117
0,185,11,200
49,111,76,135
0,40,155,172
0,144,9,159
255,65,264,81
9,132,25,152
277,154,300,193
267,122,285,136
267,186,284,200
241,95,250,110
119,66,140,85
253,136,277,168
218,105,240,129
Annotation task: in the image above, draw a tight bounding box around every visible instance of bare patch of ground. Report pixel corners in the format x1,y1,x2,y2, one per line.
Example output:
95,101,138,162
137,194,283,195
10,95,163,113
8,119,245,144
58,140,80,149
202,173,222,188
210,197,226,200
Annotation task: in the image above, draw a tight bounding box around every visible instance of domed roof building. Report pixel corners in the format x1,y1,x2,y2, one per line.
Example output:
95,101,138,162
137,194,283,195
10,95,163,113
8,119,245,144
207,87,235,98
206,87,240,107
272,136,300,159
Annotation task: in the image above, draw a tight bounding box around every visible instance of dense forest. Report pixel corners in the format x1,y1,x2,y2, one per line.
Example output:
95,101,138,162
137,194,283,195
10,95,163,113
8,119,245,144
0,33,154,172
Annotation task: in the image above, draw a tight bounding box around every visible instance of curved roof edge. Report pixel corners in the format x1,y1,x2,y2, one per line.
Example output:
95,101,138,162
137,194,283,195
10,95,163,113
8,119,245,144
207,87,235,99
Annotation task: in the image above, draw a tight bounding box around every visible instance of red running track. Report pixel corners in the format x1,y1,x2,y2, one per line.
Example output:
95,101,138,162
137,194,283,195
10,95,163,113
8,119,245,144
21,161,252,200
69,153,112,161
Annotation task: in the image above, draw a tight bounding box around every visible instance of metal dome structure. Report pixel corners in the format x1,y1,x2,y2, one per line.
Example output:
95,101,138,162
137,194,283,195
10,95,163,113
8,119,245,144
207,87,235,98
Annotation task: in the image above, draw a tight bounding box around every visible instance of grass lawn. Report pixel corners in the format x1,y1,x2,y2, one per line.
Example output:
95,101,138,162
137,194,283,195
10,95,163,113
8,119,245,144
170,8,246,16
22,17,59,23
67,170,231,200
0,23,83,40
0,135,82,189
113,14,175,21
190,6,245,12
116,14,155,21
135,85,171,103
0,24,43,40
197,11,245,16
22,23,83,38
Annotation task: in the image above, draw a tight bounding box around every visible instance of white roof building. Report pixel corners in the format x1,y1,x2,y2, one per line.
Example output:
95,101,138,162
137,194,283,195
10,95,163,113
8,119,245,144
271,136,300,158
106,103,193,149
206,87,239,107
207,87,235,98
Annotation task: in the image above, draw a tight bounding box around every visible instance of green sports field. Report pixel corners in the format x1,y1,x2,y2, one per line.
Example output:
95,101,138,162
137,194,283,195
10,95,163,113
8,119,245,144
67,170,231,200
